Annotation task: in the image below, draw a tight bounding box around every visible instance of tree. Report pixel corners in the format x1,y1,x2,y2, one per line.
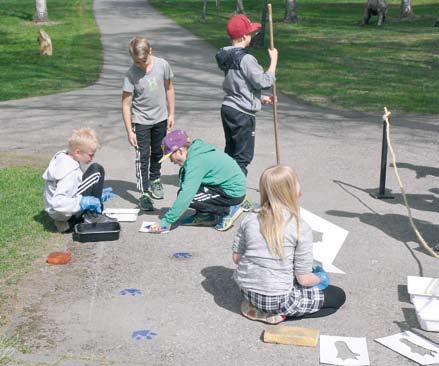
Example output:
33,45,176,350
236,0,245,14
400,0,413,18
35,0,48,22
284,0,298,23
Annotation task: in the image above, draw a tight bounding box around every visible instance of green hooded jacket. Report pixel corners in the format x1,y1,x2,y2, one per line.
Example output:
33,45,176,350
160,139,246,227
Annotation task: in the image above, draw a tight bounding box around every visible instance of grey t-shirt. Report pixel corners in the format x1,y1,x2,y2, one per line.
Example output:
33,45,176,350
122,56,174,125
232,212,314,296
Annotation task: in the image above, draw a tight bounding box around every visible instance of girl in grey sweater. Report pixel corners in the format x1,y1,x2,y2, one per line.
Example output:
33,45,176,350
233,165,345,324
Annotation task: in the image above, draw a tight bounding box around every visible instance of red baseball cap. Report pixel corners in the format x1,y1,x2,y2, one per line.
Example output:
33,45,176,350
227,15,261,40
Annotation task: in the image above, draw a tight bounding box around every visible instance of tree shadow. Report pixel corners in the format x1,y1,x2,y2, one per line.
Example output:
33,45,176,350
392,162,439,179
200,266,241,315
33,210,57,233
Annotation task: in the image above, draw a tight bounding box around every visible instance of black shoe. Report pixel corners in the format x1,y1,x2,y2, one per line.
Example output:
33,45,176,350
139,192,154,211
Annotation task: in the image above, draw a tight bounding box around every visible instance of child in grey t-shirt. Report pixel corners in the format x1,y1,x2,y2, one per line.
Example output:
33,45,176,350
122,36,175,211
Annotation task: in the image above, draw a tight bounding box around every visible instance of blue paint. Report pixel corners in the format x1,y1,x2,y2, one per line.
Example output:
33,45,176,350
120,288,143,296
132,330,157,340
173,252,192,259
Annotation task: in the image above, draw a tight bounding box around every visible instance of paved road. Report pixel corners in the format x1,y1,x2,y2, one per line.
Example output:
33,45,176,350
1,0,439,364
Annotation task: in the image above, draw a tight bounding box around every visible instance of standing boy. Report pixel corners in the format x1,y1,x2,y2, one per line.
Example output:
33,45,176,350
122,36,175,211
43,128,115,233
216,15,278,176
149,130,246,233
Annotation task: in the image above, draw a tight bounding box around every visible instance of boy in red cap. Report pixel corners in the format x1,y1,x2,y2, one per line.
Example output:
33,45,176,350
216,15,278,179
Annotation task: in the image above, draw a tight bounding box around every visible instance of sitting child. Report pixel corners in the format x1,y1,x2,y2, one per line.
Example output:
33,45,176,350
232,165,346,324
43,128,115,232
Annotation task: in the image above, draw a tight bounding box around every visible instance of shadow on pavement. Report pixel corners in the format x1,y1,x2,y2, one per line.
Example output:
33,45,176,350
33,210,57,233
200,266,241,315
392,162,439,179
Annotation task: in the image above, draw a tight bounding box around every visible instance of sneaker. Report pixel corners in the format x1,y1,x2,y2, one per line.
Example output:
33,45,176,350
83,212,117,224
215,204,243,231
150,179,164,199
54,220,71,233
241,196,254,212
240,299,286,324
139,192,154,211
181,213,217,226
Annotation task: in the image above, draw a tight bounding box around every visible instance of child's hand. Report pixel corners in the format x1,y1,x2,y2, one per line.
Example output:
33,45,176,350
167,115,175,130
232,252,242,264
101,187,116,202
80,196,102,213
127,131,138,147
268,47,278,62
312,266,330,290
149,223,170,234
261,95,277,105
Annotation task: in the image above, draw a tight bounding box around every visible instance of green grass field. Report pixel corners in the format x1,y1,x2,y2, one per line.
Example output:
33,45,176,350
0,166,56,328
150,0,439,113
0,0,102,101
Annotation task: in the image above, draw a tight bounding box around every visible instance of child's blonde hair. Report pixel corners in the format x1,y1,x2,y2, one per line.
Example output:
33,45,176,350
68,128,101,152
128,36,151,64
258,165,301,259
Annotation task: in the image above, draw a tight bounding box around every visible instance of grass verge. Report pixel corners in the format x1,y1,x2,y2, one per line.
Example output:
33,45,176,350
0,0,102,101
0,162,58,329
150,0,439,113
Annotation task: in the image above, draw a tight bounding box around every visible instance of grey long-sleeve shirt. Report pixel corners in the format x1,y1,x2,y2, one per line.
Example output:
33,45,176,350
216,46,275,116
232,212,314,296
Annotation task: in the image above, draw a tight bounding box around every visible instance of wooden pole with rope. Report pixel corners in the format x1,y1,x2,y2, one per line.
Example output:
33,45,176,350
267,4,281,165
383,107,439,259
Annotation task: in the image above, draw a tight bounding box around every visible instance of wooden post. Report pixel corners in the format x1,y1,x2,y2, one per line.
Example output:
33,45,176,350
267,4,280,165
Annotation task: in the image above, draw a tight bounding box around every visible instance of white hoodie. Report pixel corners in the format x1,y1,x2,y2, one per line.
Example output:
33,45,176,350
42,151,83,221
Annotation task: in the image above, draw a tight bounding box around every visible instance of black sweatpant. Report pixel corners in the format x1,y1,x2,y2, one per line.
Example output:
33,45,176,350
291,285,346,319
134,121,167,193
221,105,255,176
189,185,245,216
68,163,105,225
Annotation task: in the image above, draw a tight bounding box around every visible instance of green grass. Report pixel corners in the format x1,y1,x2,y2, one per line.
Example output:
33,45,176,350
0,166,56,327
150,0,439,113
0,0,102,101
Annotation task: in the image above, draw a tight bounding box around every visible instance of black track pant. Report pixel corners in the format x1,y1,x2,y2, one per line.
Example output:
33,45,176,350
290,285,346,319
134,121,167,193
68,163,105,225
189,185,245,216
221,105,255,176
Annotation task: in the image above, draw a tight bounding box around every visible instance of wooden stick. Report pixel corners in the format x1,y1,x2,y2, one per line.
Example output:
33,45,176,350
267,3,280,165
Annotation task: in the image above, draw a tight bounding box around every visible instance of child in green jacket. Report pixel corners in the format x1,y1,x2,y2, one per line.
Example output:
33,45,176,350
149,130,246,233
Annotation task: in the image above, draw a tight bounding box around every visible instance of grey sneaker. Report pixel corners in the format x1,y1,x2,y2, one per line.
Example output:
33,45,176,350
150,179,164,199
140,192,154,211
83,212,117,224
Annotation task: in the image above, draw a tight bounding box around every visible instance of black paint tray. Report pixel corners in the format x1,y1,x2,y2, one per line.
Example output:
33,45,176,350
73,222,121,243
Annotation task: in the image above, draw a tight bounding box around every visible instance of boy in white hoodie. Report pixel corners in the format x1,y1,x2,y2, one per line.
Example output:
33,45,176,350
43,128,115,232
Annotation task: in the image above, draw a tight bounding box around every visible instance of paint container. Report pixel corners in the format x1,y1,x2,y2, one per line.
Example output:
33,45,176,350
407,276,439,303
102,208,140,222
74,222,121,243
413,297,439,332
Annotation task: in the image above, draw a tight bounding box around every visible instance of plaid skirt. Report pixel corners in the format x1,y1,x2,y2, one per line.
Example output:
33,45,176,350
241,284,324,317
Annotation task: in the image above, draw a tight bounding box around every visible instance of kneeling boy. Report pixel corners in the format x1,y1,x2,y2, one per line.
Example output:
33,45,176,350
43,128,115,232
149,129,246,233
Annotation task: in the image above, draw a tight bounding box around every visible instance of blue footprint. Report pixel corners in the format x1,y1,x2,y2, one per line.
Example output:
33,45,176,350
132,330,157,340
172,252,192,259
120,288,143,296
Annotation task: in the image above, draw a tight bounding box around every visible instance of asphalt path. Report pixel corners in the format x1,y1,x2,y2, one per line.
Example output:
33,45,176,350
1,0,439,364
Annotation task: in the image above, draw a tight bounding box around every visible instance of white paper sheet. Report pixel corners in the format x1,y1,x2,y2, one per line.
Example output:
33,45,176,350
300,208,348,274
138,221,169,234
375,331,439,365
320,335,370,366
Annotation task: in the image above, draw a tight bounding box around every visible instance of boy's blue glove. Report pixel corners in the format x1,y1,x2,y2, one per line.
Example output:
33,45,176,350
313,266,330,290
80,196,102,213
101,187,116,202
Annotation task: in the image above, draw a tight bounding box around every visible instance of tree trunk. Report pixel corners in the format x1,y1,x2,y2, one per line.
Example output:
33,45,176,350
35,0,48,22
284,0,298,23
236,0,245,14
201,0,208,21
400,0,413,18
